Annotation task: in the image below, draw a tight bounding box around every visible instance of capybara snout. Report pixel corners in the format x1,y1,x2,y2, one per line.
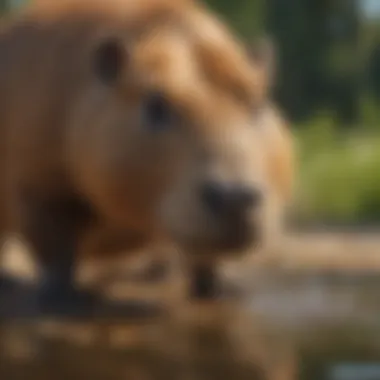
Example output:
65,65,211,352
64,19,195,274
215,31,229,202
158,112,271,257
200,181,262,219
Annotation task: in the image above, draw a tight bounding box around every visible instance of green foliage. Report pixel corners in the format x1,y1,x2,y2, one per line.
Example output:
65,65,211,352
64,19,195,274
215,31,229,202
295,114,380,225
359,95,380,131
204,0,265,38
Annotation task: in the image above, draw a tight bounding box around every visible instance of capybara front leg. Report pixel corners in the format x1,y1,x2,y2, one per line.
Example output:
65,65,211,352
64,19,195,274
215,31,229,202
19,196,96,317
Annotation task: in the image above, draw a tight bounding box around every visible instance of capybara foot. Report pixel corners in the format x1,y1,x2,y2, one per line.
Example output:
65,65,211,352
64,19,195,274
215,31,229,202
37,281,163,319
0,272,29,294
37,280,99,317
0,272,11,291
189,264,220,300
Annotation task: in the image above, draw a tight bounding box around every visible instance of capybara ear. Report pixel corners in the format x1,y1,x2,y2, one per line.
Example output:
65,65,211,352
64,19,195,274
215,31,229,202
93,37,127,84
247,36,276,91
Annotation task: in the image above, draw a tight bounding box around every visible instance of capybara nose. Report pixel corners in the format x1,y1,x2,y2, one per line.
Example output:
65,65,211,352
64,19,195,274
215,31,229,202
201,181,262,217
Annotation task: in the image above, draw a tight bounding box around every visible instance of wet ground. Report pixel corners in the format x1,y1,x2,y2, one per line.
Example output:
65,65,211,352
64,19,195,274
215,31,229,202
2,232,380,380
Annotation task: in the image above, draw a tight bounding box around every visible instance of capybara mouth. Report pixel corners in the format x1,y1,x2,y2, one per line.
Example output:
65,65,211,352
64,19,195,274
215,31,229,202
183,221,261,258
216,222,260,253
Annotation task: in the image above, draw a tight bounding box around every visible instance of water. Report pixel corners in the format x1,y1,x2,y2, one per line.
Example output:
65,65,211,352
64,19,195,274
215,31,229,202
2,268,380,380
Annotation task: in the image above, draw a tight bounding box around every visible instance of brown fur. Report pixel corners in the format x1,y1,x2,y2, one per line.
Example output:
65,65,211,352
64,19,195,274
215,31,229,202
76,38,294,265
78,101,294,288
0,0,294,300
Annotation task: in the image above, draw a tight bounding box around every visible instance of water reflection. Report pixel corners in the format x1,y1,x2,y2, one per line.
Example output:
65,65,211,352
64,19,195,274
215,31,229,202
2,269,380,380
0,311,291,380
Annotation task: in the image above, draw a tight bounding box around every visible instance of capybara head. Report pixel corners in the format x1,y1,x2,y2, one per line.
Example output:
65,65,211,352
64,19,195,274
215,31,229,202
46,0,288,259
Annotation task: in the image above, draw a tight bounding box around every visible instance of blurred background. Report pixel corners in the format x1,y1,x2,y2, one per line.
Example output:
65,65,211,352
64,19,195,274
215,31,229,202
1,1,380,380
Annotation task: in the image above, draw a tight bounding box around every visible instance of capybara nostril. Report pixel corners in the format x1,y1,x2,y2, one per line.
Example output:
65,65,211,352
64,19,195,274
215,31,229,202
201,181,262,217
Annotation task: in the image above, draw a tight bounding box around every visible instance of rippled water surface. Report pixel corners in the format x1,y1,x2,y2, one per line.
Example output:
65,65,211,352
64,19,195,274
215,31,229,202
2,268,380,380
2,233,380,380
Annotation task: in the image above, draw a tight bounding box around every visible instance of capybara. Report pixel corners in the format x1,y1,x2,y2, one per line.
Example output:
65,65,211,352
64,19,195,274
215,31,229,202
0,0,294,314
74,37,295,300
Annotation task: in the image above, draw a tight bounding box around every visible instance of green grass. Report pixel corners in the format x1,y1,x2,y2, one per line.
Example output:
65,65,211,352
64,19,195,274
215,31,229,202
294,111,380,225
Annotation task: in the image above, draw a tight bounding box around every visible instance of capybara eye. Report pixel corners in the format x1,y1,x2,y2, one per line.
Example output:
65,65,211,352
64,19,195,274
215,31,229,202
93,37,125,84
144,92,172,132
